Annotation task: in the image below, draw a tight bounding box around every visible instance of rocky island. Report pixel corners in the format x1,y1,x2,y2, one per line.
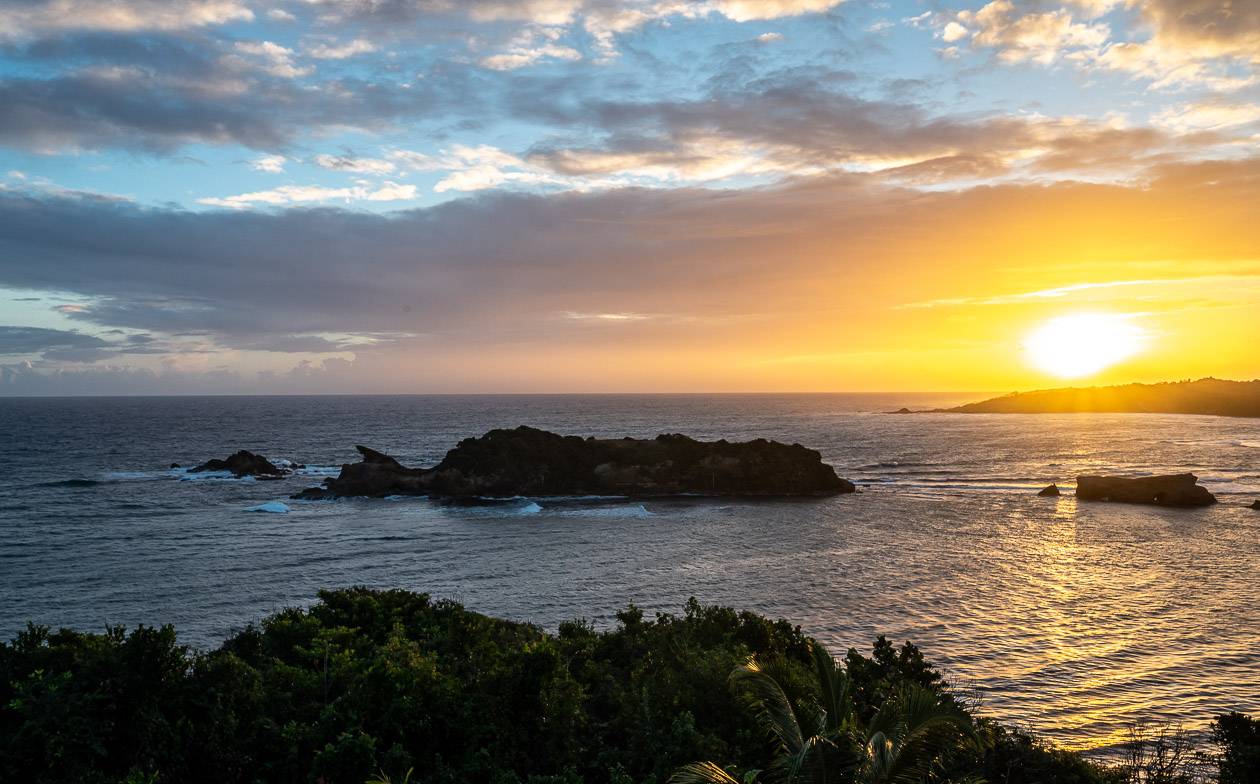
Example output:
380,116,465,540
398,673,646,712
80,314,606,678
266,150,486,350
294,426,854,500
938,378,1260,417
191,450,288,479
1075,473,1217,508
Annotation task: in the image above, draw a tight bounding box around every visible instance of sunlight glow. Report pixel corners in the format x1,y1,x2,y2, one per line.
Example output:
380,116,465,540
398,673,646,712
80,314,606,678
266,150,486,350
1023,314,1148,379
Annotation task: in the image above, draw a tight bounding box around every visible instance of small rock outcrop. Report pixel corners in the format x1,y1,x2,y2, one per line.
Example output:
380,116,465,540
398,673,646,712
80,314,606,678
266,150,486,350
191,450,286,479
1075,473,1216,508
293,426,855,499
1250,500,1260,511
1037,483,1060,497
293,446,427,499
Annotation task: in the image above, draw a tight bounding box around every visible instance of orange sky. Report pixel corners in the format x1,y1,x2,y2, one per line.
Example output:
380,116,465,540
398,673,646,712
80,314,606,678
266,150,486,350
271,158,1259,394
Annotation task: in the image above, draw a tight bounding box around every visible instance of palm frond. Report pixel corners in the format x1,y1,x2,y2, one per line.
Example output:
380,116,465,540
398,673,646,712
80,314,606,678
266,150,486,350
809,641,853,734
890,685,979,750
862,686,981,784
668,761,745,784
731,656,806,754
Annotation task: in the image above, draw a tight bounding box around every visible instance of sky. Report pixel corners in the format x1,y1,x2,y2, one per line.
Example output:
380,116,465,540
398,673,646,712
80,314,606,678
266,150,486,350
0,0,1258,394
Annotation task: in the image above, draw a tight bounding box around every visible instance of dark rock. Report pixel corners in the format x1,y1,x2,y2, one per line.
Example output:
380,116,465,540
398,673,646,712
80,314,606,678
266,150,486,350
1250,500,1260,511
296,445,429,499
170,463,181,469
1037,483,1060,497
292,426,855,499
1075,473,1216,508
191,450,286,479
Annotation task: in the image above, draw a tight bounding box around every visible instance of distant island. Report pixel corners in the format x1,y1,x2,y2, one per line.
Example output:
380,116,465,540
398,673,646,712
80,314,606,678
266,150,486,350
286,426,855,499
934,378,1260,417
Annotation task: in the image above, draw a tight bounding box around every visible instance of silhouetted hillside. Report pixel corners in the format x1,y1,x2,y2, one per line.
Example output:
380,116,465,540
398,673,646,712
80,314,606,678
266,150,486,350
946,378,1260,417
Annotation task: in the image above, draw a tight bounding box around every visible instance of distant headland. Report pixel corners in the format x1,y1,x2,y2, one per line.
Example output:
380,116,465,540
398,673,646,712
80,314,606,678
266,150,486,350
916,378,1260,418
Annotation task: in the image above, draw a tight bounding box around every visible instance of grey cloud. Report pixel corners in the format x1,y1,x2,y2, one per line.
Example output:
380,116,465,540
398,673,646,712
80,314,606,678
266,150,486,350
0,0,253,39
0,33,489,153
39,345,114,362
0,325,109,354
0,179,882,355
520,69,1053,177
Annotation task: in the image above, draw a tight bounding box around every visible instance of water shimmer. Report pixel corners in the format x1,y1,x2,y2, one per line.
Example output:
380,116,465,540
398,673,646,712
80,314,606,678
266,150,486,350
1,394,1258,755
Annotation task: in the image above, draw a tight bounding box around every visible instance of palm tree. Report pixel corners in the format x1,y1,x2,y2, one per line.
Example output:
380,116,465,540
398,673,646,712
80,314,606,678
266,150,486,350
670,641,981,784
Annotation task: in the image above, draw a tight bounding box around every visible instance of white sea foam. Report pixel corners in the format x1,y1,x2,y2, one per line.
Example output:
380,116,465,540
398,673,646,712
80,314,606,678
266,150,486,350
179,471,255,482
245,501,290,514
102,470,162,481
296,465,342,477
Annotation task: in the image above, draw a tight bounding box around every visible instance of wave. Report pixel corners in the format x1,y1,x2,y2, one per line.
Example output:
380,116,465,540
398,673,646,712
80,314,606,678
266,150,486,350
37,478,102,488
103,470,167,481
244,501,290,514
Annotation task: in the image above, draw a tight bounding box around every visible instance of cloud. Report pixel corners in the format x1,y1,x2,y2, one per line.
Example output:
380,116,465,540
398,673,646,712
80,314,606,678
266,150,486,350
313,154,397,175
1,154,1258,389
479,26,582,70
510,69,1199,186
929,0,1258,91
230,40,313,78
706,0,843,23
390,145,572,192
305,37,378,60
0,0,252,39
0,325,108,355
941,21,968,43
1154,99,1260,132
954,0,1110,65
562,311,653,322
895,277,1254,310
1140,0,1260,63
294,0,846,62
0,33,487,153
250,154,287,173
197,181,418,208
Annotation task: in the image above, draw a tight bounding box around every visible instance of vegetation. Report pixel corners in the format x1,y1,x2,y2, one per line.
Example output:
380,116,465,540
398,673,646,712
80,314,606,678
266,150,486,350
0,588,1254,784
669,641,980,784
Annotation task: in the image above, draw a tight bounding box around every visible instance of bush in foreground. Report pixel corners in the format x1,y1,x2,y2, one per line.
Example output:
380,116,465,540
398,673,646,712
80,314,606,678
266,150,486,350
0,588,1252,784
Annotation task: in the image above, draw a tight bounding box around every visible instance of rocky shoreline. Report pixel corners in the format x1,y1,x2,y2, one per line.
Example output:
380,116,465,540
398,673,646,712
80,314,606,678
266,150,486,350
180,429,1255,510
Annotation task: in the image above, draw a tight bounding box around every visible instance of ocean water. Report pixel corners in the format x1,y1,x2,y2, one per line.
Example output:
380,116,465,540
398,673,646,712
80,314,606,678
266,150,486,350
1,394,1258,755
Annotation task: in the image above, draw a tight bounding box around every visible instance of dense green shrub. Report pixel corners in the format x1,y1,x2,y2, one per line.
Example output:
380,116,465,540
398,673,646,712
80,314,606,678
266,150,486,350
1211,712,1260,784
0,588,1224,784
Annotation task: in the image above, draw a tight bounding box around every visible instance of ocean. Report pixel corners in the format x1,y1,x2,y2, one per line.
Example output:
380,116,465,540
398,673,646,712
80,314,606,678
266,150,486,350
1,393,1258,756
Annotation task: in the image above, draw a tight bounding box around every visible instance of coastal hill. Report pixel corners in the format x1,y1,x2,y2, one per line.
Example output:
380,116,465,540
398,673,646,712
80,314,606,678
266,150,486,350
942,378,1260,417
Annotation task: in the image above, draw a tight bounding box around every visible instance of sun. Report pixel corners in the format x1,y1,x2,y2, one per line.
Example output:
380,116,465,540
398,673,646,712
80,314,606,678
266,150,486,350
1023,313,1147,379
